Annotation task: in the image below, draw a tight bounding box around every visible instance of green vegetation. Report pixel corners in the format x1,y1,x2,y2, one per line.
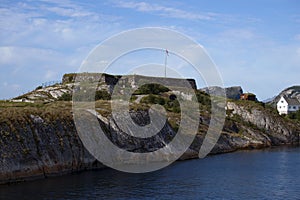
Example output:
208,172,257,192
129,95,138,102
35,85,43,90
287,110,300,121
133,83,170,95
286,86,300,91
140,94,165,105
165,98,181,113
95,90,111,100
64,90,111,102
0,101,73,131
132,89,214,114
139,94,181,113
167,114,180,132
62,73,77,83
58,93,72,101
194,90,211,106
233,99,279,117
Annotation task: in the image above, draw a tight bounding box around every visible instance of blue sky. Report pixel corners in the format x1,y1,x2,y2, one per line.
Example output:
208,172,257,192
0,0,299,100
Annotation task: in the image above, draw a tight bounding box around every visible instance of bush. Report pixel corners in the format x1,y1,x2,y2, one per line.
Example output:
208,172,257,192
70,90,111,102
130,95,138,102
134,84,170,95
35,86,43,90
140,94,181,113
165,99,181,113
58,93,72,101
95,90,111,100
195,90,211,106
288,110,300,121
140,94,165,105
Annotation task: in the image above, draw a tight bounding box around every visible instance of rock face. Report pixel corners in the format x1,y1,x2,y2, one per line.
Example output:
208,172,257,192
200,86,243,100
1,99,299,184
226,101,299,145
184,101,300,159
0,105,104,184
225,86,244,100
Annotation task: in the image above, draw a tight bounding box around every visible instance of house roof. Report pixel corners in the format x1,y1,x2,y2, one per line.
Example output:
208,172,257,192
284,97,300,105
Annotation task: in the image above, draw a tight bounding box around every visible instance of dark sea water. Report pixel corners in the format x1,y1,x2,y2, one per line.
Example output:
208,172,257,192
1,147,300,200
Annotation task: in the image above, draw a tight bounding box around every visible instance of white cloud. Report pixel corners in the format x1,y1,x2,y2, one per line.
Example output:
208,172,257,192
0,46,61,67
217,29,257,41
45,6,93,17
0,0,122,99
0,45,86,99
113,1,215,20
0,0,120,48
0,0,297,101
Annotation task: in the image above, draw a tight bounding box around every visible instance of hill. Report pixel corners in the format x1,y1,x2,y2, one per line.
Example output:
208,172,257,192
1,73,299,184
267,85,300,107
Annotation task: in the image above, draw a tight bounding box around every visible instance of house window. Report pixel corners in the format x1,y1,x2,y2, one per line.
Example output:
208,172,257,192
289,106,291,109
293,106,296,109
279,106,281,109
281,101,284,103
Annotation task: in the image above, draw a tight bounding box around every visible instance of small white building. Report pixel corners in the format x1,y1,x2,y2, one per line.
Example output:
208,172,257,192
277,96,300,115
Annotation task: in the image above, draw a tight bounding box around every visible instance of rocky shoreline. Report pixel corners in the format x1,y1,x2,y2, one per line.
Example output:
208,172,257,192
0,99,299,185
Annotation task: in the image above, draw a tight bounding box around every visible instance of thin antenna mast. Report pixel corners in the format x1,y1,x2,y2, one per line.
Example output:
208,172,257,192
164,49,169,77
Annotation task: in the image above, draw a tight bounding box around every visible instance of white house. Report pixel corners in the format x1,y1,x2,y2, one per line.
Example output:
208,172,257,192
277,96,300,115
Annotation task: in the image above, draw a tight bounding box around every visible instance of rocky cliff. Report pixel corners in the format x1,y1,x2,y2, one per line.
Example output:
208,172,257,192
0,102,104,184
1,98,299,184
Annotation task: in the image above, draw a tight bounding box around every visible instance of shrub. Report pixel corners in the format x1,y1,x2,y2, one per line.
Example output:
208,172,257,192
140,94,165,105
194,90,211,106
35,86,43,90
288,110,300,121
58,93,72,101
71,89,111,102
134,84,170,95
130,95,138,102
95,90,111,100
165,99,181,113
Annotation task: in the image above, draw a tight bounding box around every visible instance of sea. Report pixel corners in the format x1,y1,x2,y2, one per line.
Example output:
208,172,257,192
0,146,299,200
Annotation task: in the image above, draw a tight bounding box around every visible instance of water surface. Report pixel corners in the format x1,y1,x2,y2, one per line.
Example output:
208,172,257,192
1,147,299,199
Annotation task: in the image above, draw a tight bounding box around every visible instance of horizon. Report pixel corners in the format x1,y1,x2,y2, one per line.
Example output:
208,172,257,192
1,0,299,100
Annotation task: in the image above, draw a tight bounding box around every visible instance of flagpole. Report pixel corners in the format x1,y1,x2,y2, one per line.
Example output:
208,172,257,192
164,50,168,78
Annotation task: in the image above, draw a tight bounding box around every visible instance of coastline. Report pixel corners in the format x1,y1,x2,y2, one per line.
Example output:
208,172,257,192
1,97,299,185
2,144,299,186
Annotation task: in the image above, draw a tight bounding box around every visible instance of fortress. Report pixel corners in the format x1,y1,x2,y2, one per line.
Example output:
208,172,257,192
12,73,197,103
62,73,197,92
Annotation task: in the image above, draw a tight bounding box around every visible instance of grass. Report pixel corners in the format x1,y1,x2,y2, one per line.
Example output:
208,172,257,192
0,89,213,128
0,101,72,123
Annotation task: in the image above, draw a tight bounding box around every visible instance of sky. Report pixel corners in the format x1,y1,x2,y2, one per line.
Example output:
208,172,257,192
0,0,300,100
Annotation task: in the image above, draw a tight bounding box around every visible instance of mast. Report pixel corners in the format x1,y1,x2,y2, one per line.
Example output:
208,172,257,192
164,49,169,77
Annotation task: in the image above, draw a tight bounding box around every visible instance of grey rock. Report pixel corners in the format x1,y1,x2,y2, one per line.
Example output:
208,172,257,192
267,85,300,107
